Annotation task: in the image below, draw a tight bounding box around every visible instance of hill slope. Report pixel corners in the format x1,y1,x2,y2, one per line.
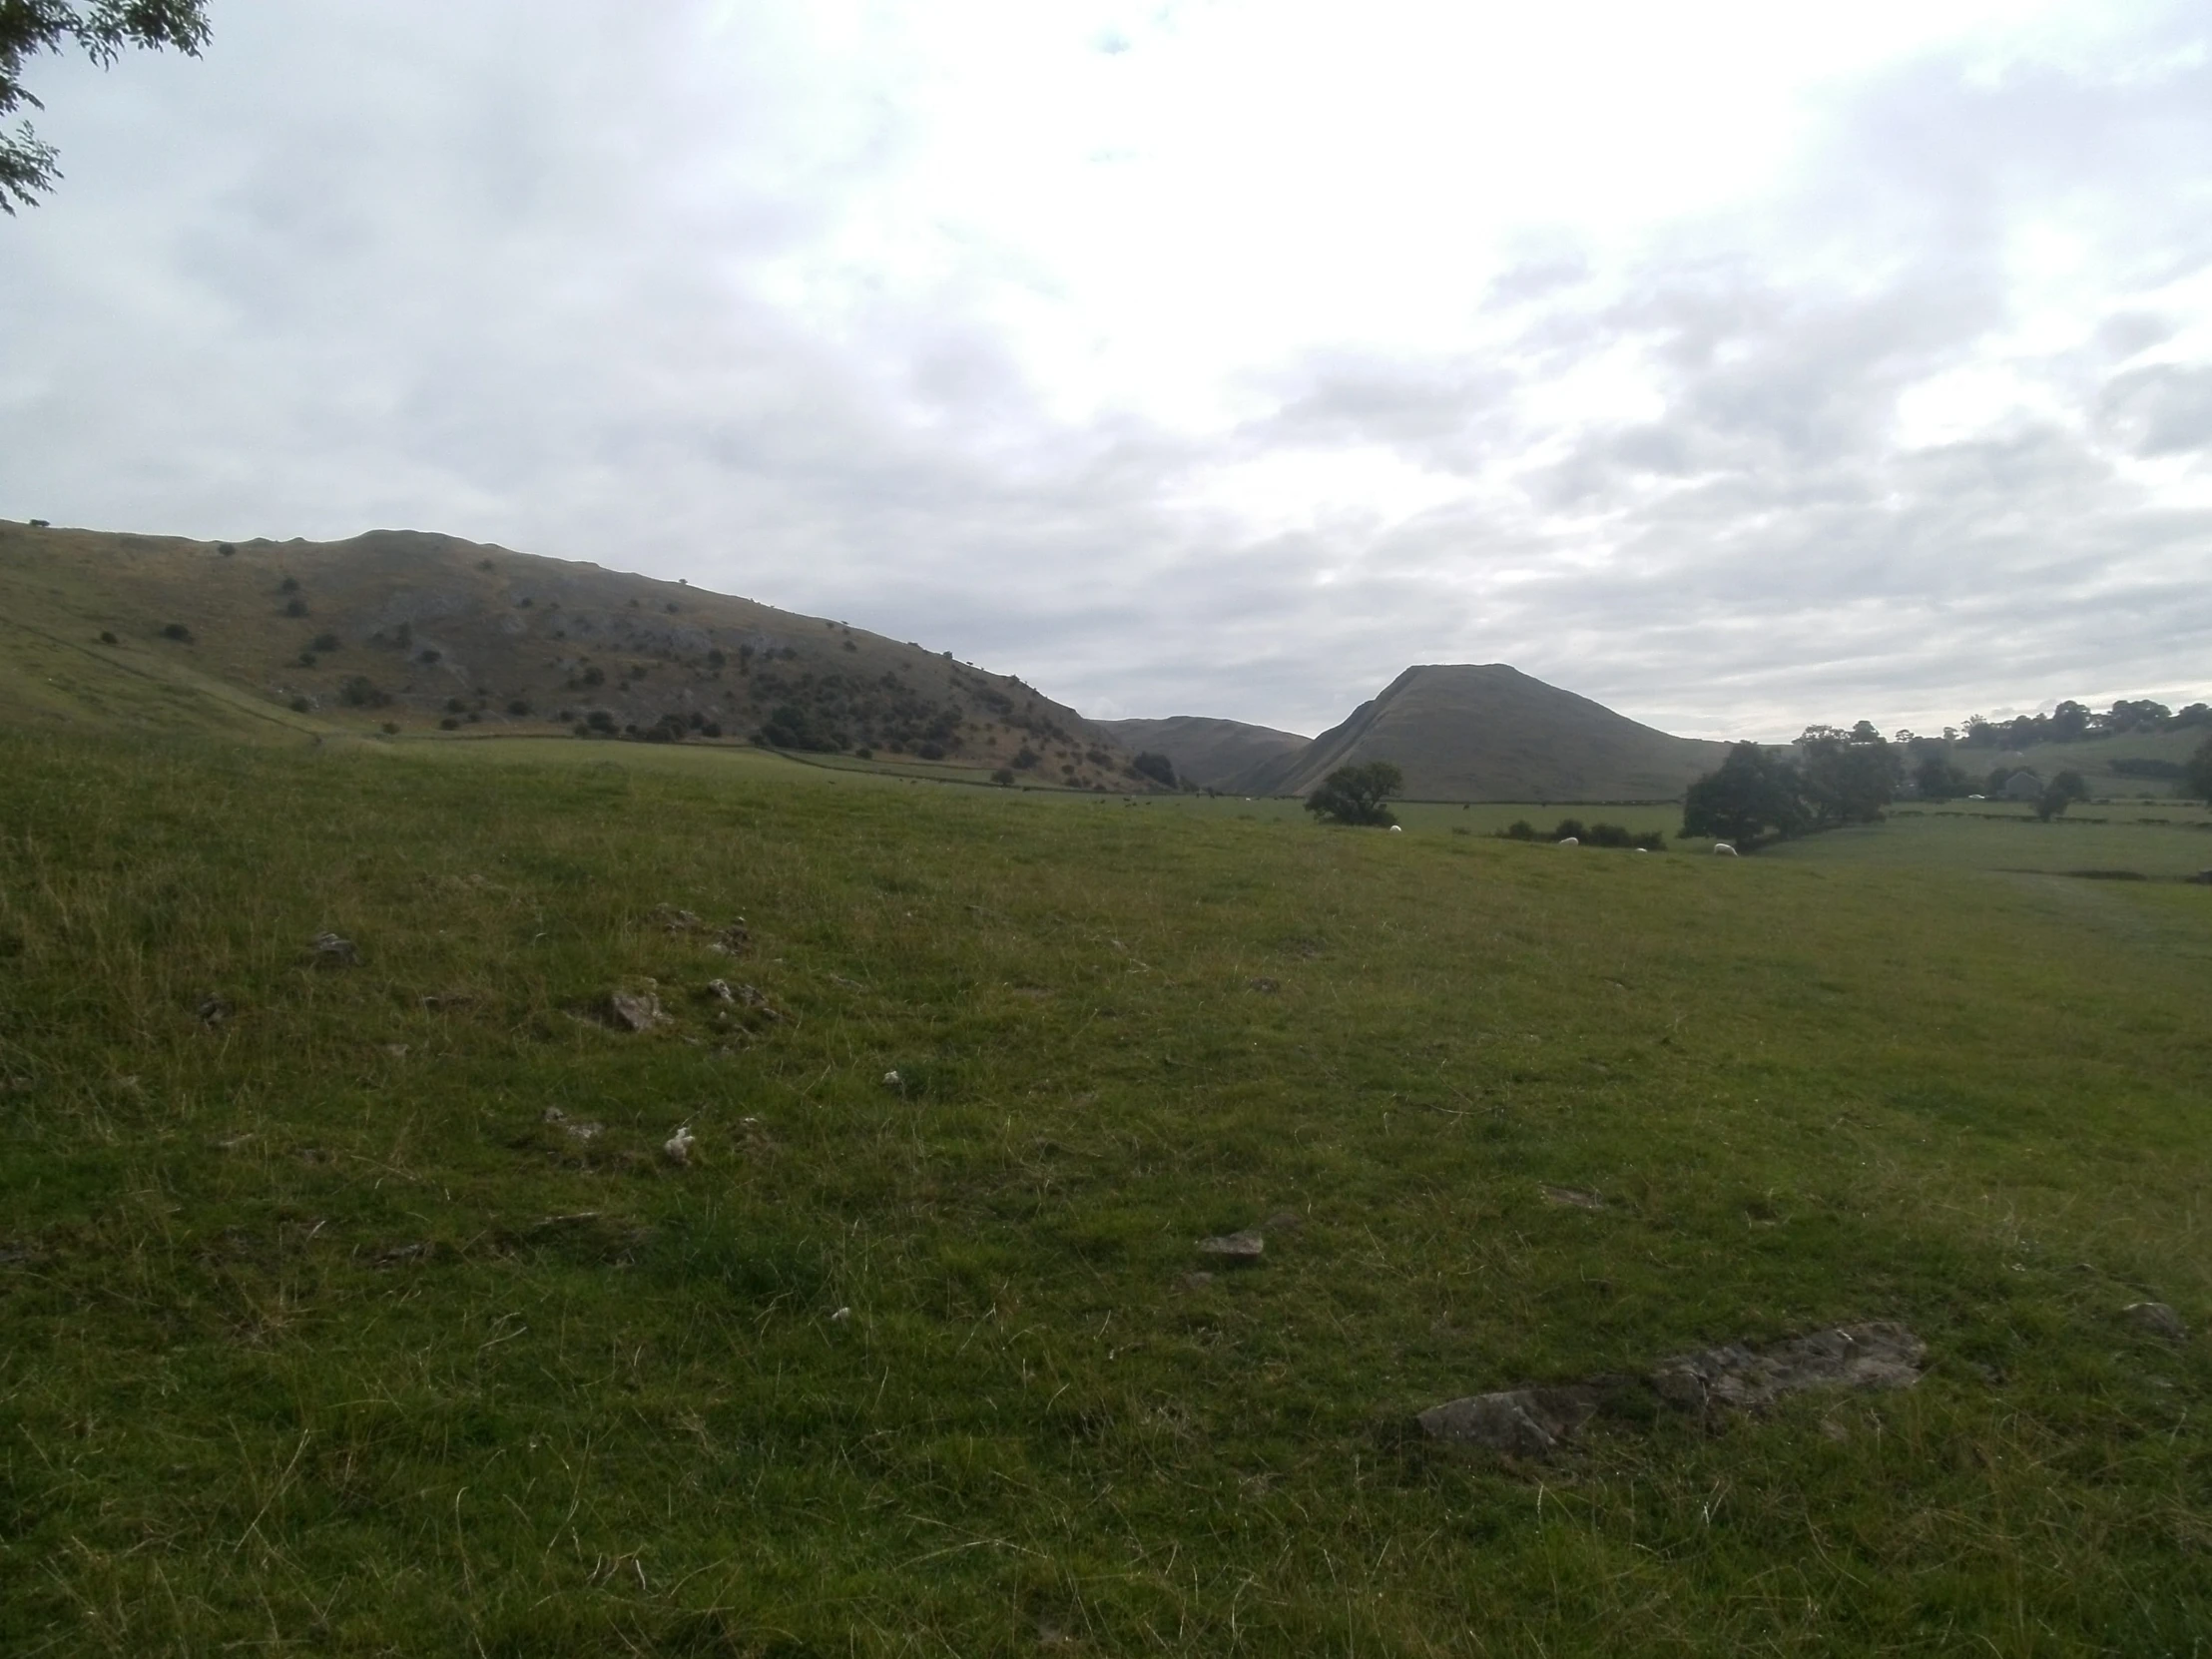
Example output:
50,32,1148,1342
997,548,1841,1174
0,520,1149,788
1246,663,1731,800
1094,715,1312,791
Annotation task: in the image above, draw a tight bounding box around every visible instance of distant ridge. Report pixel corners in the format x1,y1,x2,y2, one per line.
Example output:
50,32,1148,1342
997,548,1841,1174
1094,714,1311,792
0,521,1151,788
1244,664,1730,801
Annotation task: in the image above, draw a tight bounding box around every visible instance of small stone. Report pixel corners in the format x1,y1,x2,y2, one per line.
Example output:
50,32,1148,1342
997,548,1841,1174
196,995,232,1027
1181,1271,1215,1290
704,978,736,1002
382,1043,408,1058
662,1125,695,1165
830,1306,852,1324
1197,1230,1265,1261
2123,1302,2189,1342
1543,1185,1606,1210
656,905,705,933
708,919,751,955
882,1069,901,1087
308,932,358,967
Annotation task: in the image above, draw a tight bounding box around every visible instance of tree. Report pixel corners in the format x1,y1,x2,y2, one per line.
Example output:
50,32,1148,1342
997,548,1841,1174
2034,770,2090,822
1305,762,1402,828
1911,753,1972,801
1131,751,1176,789
3,2,211,213
2186,736,2212,806
1795,723,1897,824
1681,743,1807,848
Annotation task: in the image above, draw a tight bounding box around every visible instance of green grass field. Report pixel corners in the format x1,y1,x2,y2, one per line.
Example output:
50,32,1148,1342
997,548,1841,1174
4,731,2210,1655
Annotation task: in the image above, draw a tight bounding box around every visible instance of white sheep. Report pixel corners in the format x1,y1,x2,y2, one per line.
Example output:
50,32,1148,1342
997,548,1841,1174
1556,835,1578,846
1712,841,1738,856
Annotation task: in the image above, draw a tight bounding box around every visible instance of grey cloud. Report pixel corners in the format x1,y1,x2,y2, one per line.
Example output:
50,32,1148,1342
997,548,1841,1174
2099,363,2212,455
3,1,2210,743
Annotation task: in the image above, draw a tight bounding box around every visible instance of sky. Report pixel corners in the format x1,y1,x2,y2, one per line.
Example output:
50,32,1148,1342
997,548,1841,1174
3,1,2209,741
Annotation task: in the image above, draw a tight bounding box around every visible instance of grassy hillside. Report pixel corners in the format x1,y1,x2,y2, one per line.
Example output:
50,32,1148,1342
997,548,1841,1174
1093,714,1312,791
1246,664,1732,801
4,729,2208,1654
0,520,1150,790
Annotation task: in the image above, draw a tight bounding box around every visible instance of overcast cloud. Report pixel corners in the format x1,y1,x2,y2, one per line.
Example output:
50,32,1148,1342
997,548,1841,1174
3,0,2209,739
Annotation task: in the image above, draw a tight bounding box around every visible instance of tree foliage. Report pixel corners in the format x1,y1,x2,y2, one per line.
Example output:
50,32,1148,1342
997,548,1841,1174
2033,770,2090,822
1794,721,1897,825
2,1,209,212
2184,736,2212,806
1305,762,1402,828
1681,743,1808,848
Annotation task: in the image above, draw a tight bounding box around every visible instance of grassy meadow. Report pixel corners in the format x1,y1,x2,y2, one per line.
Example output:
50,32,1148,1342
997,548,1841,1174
3,731,2210,1655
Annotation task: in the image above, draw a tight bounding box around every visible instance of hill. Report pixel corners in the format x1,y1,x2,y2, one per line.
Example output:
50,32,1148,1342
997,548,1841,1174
1093,714,1312,791
1243,663,1731,800
0,520,1150,789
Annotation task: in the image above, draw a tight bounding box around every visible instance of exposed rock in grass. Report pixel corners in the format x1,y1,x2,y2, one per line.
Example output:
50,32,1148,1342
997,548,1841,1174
308,931,358,967
1543,1185,1606,1210
1197,1230,1265,1261
1181,1271,1215,1290
1419,1322,1928,1453
196,995,232,1028
606,986,667,1031
709,919,751,954
663,1125,696,1166
1418,1383,1612,1455
541,1106,602,1143
365,1242,429,1268
655,905,704,933
2123,1301,2189,1342
704,978,736,1003
1648,1322,1927,1415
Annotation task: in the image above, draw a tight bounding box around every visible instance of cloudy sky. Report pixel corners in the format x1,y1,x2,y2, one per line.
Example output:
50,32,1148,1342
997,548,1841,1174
4,1,2209,739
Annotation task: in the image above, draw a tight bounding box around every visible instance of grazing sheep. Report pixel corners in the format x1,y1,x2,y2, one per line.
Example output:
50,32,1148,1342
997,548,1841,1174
1713,841,1739,856
1556,836,1579,846
1389,825,1403,833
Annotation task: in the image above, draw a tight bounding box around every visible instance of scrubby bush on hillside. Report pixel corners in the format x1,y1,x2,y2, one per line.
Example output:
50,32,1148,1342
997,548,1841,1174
338,676,389,708
1553,818,1587,841
1132,752,1176,789
161,622,192,642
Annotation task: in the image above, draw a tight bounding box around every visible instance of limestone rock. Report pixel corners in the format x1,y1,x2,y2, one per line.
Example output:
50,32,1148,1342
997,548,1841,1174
1197,1230,1265,1261
1648,1322,1927,1415
1417,1384,1607,1455
2123,1302,2189,1342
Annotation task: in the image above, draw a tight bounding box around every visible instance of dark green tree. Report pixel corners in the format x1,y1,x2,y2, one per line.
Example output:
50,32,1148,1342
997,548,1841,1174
1911,752,1973,801
2034,770,2090,822
2183,736,2212,806
1305,761,1403,828
1681,743,1807,847
1795,722,1897,824
1131,751,1176,789
3,2,211,212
